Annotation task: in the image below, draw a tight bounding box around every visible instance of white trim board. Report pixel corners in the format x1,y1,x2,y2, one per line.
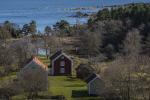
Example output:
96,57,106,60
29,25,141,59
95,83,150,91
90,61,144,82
88,77,98,95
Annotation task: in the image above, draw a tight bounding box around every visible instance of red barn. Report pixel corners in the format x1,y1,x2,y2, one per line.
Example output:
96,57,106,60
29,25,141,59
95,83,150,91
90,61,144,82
50,51,72,76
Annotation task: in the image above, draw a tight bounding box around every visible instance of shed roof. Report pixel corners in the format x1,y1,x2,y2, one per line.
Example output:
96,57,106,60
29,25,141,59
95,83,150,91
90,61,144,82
85,73,101,83
24,56,48,70
50,50,62,60
33,57,47,70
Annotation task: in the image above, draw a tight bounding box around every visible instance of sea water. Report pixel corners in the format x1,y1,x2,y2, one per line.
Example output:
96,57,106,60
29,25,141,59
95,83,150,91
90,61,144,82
0,0,149,31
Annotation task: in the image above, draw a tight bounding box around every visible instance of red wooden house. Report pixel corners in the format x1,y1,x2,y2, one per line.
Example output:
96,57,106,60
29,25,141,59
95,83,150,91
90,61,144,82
50,50,72,76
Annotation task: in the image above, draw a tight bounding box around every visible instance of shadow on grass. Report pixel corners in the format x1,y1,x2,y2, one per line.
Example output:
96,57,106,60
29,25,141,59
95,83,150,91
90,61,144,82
65,84,85,87
65,76,78,82
37,95,65,99
72,90,89,98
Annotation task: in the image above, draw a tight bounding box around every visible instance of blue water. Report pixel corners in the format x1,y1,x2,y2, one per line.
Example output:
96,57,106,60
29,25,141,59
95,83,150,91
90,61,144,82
0,0,149,31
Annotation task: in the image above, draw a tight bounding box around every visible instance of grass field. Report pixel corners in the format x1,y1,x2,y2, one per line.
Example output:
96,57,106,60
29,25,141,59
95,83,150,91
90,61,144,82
37,56,101,100
37,56,100,99
49,76,87,99
2,56,101,100
12,76,101,100
47,76,101,100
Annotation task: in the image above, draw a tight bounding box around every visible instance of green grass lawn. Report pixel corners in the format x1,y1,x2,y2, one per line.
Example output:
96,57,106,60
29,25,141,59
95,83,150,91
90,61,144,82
46,76,101,100
11,56,101,100
49,76,86,99
38,56,101,100
0,72,17,81
12,76,101,100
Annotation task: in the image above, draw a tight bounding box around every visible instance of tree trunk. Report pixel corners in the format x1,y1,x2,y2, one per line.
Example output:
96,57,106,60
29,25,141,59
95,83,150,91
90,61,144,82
148,88,150,100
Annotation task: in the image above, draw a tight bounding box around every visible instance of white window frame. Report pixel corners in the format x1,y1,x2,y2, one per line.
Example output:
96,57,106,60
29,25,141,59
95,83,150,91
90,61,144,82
60,68,65,73
61,56,64,59
60,61,65,66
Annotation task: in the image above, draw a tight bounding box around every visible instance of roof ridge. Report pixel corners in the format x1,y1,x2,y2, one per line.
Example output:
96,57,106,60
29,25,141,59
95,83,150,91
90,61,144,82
85,73,101,83
50,50,62,60
32,57,48,70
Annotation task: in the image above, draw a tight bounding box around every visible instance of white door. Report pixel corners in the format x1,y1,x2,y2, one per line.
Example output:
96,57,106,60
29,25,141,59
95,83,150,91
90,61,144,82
60,68,65,73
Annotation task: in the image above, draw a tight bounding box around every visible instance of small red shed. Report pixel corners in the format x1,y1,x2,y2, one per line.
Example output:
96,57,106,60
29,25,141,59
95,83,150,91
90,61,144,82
50,50,72,76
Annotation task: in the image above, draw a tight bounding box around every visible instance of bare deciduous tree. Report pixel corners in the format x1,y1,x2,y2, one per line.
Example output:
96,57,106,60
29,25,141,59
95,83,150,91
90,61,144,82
0,45,15,75
11,38,36,68
19,66,48,100
123,28,141,56
79,31,101,56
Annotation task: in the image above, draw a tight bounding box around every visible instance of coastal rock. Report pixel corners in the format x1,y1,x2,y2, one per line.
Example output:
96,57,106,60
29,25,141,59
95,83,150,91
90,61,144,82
65,7,99,11
69,11,89,18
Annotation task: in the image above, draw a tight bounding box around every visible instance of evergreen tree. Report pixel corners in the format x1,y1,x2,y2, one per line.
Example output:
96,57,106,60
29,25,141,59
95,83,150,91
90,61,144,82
29,20,37,35
44,26,52,36
22,24,29,36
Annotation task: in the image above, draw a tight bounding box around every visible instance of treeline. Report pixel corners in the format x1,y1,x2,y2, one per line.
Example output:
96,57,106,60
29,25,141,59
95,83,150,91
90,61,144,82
75,3,150,59
89,3,150,28
0,21,20,39
0,20,37,39
0,19,72,39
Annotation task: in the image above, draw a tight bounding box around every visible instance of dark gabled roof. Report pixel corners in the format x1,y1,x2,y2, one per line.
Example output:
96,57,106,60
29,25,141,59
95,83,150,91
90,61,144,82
50,50,62,60
32,57,48,70
85,73,100,83
23,56,34,66
23,56,48,70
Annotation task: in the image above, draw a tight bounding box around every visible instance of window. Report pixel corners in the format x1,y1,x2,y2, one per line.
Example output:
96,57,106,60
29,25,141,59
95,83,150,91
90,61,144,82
60,61,65,66
61,56,64,59
60,68,65,73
